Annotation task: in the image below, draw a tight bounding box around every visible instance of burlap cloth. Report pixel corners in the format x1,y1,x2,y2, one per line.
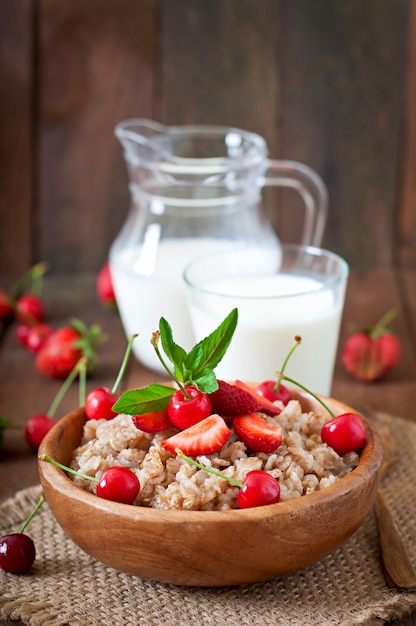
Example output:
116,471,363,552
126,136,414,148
1,413,416,626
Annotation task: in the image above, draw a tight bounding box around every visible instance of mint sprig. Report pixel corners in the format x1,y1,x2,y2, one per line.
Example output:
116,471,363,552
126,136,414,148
113,308,238,416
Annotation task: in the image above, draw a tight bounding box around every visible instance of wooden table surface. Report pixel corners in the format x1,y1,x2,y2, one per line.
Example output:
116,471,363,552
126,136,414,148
1,269,416,626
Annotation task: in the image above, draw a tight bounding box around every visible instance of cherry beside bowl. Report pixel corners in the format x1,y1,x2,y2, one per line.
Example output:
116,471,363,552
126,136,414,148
38,388,383,587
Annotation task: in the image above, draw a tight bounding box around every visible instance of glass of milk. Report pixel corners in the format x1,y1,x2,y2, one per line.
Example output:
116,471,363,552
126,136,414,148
183,244,349,395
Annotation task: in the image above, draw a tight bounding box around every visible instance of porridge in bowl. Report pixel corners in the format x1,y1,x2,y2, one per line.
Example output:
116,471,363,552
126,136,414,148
70,395,360,511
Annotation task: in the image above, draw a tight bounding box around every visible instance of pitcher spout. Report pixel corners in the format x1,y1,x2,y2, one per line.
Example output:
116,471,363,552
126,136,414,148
114,118,173,167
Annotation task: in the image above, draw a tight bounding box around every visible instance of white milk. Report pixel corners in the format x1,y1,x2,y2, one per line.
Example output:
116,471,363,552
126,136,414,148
188,274,344,395
109,238,237,372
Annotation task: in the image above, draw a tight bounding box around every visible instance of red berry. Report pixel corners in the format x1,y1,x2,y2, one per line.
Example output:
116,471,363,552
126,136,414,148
25,323,53,354
96,262,116,308
0,290,14,322
96,466,140,504
342,331,401,382
15,294,44,325
237,470,281,508
234,380,281,416
209,380,269,420
132,408,174,433
35,326,81,379
321,413,366,455
255,380,292,405
0,533,36,574
85,387,120,421
167,386,212,430
162,414,231,456
233,413,283,453
16,324,31,348
24,414,56,451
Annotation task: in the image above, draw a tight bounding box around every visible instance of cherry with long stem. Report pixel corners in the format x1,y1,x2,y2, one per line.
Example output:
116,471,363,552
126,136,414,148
276,372,367,455
176,449,280,508
0,494,45,574
39,455,140,505
85,333,138,421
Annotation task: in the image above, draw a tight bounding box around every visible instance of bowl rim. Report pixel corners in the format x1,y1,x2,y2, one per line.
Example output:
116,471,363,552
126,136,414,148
38,387,383,521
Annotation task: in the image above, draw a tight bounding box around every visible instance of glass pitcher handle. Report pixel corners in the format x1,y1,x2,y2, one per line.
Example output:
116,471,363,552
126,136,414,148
262,160,328,247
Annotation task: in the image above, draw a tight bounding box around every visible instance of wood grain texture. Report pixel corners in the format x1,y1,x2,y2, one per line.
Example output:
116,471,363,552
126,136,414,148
398,0,416,269
37,0,158,272
277,0,408,267
0,0,34,276
1,1,414,273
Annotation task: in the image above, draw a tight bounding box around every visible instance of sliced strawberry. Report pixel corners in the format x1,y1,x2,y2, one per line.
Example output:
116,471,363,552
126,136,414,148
234,380,281,416
132,408,174,433
209,380,263,420
161,414,231,456
233,413,283,453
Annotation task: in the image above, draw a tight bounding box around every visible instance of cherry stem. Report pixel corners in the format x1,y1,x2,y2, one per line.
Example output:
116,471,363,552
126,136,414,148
274,335,301,393
46,357,88,418
38,454,99,484
9,262,48,299
19,494,45,534
176,448,242,487
111,334,138,395
275,372,336,419
151,332,189,398
371,308,397,337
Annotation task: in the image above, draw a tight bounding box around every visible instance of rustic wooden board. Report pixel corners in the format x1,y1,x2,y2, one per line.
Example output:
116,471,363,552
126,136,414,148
0,0,34,276
160,0,279,140
277,0,408,267
398,0,416,269
37,0,158,272
0,0,414,278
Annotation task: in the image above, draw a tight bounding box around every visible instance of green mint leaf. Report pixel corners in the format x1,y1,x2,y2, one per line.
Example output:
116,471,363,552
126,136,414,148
159,318,187,368
186,308,238,379
191,368,219,394
113,383,174,416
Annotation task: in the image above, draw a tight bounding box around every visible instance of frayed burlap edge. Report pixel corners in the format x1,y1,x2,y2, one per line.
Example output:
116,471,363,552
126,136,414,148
1,412,416,626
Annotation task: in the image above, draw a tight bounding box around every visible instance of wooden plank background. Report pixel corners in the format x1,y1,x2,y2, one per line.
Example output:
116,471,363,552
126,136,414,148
0,0,413,276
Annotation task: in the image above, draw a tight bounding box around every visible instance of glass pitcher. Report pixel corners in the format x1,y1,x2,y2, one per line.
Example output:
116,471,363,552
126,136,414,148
110,119,328,373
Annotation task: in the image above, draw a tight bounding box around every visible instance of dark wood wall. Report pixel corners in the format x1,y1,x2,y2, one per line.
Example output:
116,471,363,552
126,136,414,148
1,0,415,277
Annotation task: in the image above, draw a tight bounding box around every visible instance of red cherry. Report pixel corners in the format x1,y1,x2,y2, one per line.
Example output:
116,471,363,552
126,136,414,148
26,323,53,354
0,533,36,574
24,414,56,451
96,466,140,504
321,413,367,455
85,387,120,421
237,470,281,509
167,386,212,430
255,380,292,405
15,294,45,325
16,324,31,348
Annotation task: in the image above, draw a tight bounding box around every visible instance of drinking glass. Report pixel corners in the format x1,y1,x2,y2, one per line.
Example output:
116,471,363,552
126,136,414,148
183,244,349,395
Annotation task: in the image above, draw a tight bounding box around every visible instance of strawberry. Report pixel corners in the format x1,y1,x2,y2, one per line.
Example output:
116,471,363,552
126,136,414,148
35,319,105,379
209,380,272,421
96,262,117,309
234,380,281,416
341,309,401,382
162,414,231,456
132,408,174,433
233,413,283,453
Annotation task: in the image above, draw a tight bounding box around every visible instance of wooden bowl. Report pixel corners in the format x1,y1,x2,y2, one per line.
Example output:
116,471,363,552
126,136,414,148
38,389,383,587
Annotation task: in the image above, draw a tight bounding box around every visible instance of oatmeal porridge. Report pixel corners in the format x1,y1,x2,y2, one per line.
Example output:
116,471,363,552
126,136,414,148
70,398,360,511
